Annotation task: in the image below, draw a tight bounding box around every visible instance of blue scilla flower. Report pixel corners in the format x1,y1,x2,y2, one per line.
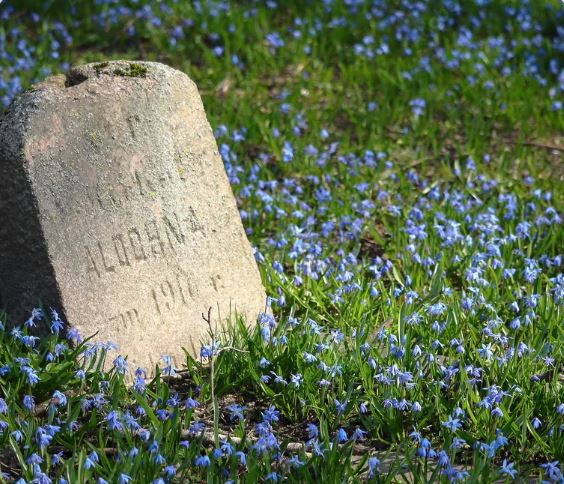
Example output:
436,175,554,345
352,427,367,441
199,342,219,360
368,456,380,477
306,423,319,440
498,459,517,479
54,343,67,356
194,454,210,467
409,98,426,116
25,307,43,328
51,390,67,407
281,141,293,163
265,32,284,49
106,411,123,431
220,440,234,456
117,474,131,484
66,327,82,343
271,260,284,273
539,461,561,481
83,451,98,470
21,335,39,348
51,451,64,467
261,405,280,424
334,398,347,415
426,302,447,316
235,451,246,465
21,366,40,385
23,395,34,411
153,453,166,465
35,427,53,449
112,355,127,374
163,465,175,478
442,416,462,432
50,317,64,335
491,407,503,418
336,428,348,443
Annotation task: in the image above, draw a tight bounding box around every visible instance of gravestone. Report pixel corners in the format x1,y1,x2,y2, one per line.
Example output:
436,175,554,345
0,60,266,373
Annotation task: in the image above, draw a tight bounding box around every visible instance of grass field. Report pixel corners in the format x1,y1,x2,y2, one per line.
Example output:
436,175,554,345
0,0,563,482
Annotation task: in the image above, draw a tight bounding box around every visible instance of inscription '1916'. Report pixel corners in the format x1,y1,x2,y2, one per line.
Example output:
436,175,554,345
151,269,198,319
85,210,202,280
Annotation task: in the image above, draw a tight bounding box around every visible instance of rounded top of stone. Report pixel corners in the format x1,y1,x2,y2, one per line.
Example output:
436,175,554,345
65,60,184,87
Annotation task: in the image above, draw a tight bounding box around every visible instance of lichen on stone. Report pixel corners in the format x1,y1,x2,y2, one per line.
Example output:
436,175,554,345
112,63,148,78
93,62,110,75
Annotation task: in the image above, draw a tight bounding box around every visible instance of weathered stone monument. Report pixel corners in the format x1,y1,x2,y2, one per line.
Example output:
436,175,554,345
0,60,266,373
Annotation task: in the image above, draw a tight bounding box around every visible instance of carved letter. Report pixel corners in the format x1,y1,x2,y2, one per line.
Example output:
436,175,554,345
160,280,175,311
146,219,165,258
128,228,147,261
151,288,162,315
126,308,141,328
97,241,115,273
113,234,130,267
85,246,101,280
134,171,145,196
176,268,197,299
163,213,185,252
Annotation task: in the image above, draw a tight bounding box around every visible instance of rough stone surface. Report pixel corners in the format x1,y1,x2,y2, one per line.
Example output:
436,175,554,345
0,60,266,373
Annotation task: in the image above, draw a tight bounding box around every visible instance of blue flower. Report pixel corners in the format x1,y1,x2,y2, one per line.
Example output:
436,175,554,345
194,454,210,467
409,98,426,117
334,398,347,415
106,411,123,431
117,474,131,484
491,407,503,418
281,141,293,163
163,465,175,478
235,451,246,465
352,427,367,441
368,456,380,477
539,461,561,481
112,355,128,375
265,32,284,49
441,416,462,432
35,427,54,449
226,403,245,422
261,406,280,424
23,395,34,411
336,428,348,443
52,390,67,407
21,366,40,385
83,451,98,470
498,459,517,479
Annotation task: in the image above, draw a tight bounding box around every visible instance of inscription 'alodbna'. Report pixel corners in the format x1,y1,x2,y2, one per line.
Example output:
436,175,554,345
85,211,201,279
